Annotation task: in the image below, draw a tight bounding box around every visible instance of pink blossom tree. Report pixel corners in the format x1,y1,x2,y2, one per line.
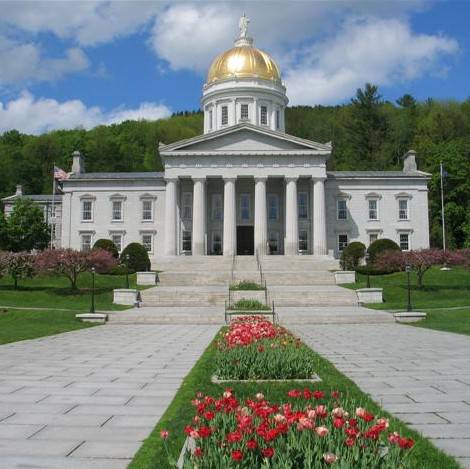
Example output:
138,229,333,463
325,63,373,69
375,249,451,289
3,252,36,289
35,248,117,290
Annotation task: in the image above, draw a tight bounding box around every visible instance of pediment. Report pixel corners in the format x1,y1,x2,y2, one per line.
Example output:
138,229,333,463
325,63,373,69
160,124,331,154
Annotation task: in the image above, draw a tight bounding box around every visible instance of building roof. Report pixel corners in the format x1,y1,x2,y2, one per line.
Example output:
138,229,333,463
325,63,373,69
67,172,164,181
2,194,63,202
327,170,431,179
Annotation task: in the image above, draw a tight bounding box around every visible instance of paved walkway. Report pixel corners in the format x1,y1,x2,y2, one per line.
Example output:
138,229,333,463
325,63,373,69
0,324,217,469
294,324,470,468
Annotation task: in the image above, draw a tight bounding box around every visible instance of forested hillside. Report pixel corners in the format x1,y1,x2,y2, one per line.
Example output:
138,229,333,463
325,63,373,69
0,85,468,248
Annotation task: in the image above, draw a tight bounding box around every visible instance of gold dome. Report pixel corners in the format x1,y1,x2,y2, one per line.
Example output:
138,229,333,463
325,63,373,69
207,40,281,85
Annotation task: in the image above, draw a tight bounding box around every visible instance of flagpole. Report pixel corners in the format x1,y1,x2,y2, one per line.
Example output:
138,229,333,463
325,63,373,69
50,164,56,249
440,161,446,251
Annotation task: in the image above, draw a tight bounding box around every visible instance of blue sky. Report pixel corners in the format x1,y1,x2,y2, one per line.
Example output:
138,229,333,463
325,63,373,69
0,0,468,134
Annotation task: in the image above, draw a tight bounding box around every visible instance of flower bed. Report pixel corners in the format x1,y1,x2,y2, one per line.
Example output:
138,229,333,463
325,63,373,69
177,389,414,468
227,299,271,311
230,281,266,291
214,317,317,380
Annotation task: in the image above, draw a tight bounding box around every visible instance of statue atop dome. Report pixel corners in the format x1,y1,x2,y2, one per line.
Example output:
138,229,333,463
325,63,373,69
239,14,249,38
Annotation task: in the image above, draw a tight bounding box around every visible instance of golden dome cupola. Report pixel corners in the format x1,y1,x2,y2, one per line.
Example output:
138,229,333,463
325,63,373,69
202,15,288,134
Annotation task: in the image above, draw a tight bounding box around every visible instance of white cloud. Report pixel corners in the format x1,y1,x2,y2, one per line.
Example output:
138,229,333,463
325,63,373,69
284,18,459,105
0,91,172,135
0,36,89,86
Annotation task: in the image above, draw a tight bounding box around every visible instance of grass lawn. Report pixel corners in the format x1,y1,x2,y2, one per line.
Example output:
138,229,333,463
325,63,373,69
129,331,458,469
343,266,470,310
0,273,142,311
0,308,96,345
409,307,470,336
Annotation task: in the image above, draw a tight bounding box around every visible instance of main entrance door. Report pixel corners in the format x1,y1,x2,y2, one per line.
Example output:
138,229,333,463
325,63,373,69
237,226,254,255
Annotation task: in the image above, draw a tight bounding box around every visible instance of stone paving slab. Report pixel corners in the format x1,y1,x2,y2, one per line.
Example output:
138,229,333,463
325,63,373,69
0,324,217,468
294,324,470,468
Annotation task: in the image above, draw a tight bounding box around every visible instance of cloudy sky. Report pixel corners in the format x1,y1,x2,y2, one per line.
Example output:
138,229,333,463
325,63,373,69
0,0,467,134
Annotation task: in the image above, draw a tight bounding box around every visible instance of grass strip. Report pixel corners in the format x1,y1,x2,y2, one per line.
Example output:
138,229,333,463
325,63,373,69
129,330,458,469
0,309,97,345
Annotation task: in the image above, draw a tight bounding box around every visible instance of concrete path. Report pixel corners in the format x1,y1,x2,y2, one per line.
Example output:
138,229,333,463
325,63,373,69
294,324,470,468
0,324,217,469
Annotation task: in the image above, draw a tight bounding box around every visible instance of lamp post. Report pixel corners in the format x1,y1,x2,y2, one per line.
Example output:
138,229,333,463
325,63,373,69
125,254,130,289
405,264,412,312
90,267,96,314
365,252,371,288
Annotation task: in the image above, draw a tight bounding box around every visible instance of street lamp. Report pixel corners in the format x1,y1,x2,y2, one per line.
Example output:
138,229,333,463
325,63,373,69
405,264,412,312
90,267,96,314
125,254,130,289
365,252,371,288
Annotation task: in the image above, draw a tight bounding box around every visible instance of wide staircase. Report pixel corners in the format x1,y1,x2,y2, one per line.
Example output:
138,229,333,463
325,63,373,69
138,255,357,308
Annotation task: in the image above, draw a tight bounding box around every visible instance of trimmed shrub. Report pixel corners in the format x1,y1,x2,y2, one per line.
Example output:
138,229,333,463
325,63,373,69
367,238,400,263
340,241,366,270
108,265,132,276
120,243,150,273
93,239,119,259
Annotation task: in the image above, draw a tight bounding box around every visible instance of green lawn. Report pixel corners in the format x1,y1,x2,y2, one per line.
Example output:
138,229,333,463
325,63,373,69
0,273,139,311
343,266,470,310
409,307,470,336
0,309,96,345
129,332,457,469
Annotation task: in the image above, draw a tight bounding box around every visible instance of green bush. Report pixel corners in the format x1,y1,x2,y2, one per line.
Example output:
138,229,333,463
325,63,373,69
340,241,366,270
368,238,401,263
120,243,151,273
108,265,131,276
229,299,270,311
355,265,397,276
93,239,119,259
230,281,265,290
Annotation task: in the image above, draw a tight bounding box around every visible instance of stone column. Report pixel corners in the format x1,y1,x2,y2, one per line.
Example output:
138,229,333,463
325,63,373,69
254,177,267,255
223,177,237,256
192,178,206,256
313,177,327,255
285,177,298,255
164,178,178,255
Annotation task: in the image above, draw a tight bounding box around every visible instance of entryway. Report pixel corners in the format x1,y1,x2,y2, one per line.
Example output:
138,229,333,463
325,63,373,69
237,226,254,255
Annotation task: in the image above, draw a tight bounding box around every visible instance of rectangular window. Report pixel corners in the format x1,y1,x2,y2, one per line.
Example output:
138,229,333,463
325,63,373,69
111,233,123,252
81,200,92,221
221,105,228,126
268,194,279,221
142,200,153,221
369,233,378,245
212,232,222,255
112,200,122,221
142,233,153,252
182,230,192,252
399,199,409,220
81,233,92,252
211,193,223,221
299,230,308,251
400,233,410,251
275,110,280,129
260,105,268,125
240,104,249,120
368,199,378,220
338,234,348,252
298,192,308,219
268,231,279,254
337,199,347,220
240,194,250,221
182,192,192,220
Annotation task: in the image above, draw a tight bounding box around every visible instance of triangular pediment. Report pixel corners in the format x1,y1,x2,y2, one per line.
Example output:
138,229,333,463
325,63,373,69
160,123,331,154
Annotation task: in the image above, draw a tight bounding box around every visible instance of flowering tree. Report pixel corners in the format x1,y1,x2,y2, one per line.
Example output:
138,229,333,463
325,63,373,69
375,249,452,288
35,248,117,290
0,251,8,279
3,252,36,289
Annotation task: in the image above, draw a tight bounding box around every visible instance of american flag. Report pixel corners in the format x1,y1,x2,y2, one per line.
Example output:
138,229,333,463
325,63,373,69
54,166,69,181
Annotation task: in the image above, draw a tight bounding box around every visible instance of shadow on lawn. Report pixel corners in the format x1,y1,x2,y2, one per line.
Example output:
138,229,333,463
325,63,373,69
0,285,112,296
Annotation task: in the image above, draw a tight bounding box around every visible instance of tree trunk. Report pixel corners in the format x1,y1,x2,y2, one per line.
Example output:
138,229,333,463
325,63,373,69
13,276,18,289
417,270,424,289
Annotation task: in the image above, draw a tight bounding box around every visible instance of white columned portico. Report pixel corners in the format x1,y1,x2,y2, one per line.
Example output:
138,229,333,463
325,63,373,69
313,177,327,255
223,177,237,256
254,177,267,255
192,177,206,255
164,177,178,255
285,177,298,255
